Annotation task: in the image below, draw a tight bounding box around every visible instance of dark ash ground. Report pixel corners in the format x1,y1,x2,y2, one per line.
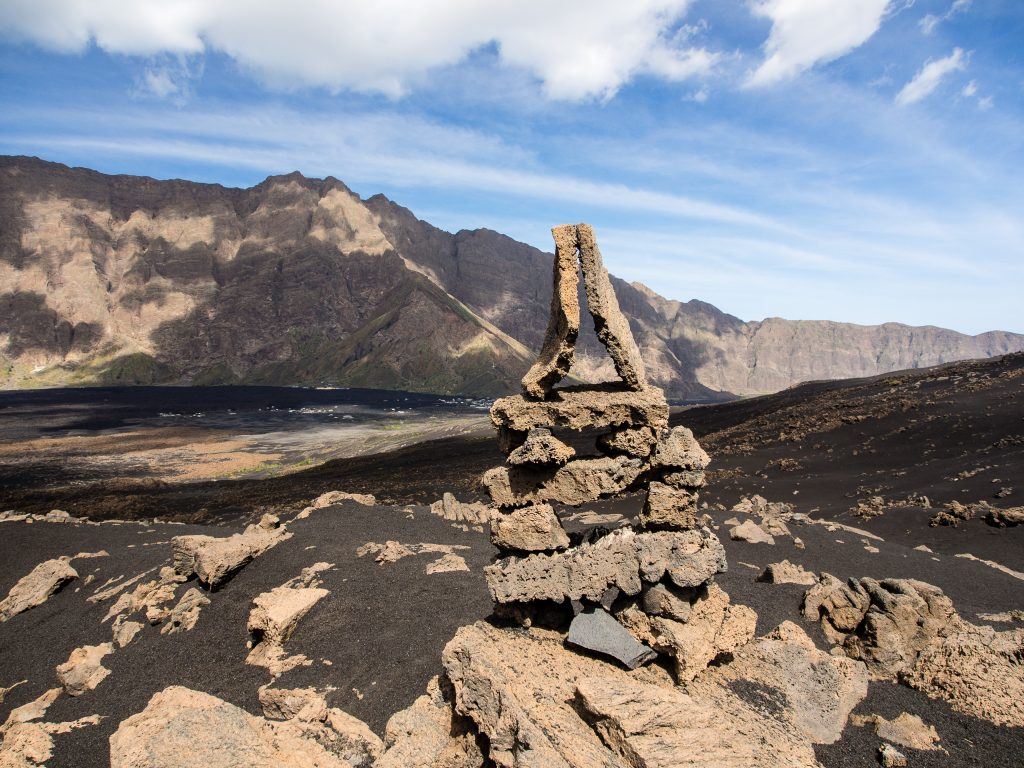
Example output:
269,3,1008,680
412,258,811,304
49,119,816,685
1,353,1022,767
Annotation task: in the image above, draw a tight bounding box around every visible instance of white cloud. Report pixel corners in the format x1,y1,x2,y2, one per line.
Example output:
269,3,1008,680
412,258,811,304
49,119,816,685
0,0,716,101
961,79,977,97
977,95,993,110
746,0,892,87
919,0,972,36
895,48,966,105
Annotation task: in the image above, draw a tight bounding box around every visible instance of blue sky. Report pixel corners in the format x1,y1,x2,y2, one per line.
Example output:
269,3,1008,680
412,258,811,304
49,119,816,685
1,0,1021,334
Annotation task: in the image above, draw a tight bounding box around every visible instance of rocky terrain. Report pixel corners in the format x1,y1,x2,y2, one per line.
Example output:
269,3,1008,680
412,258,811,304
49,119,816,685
1,229,1022,767
3,155,1022,398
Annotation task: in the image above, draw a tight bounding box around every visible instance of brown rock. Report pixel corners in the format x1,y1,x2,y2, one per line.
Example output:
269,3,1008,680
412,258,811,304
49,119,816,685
377,676,483,768
521,225,580,398
424,554,470,575
638,482,698,530
485,528,726,604
258,686,328,722
172,522,291,589
597,426,657,458
490,503,570,552
651,427,710,471
647,584,756,683
662,469,706,489
729,519,775,545
109,686,381,768
246,585,328,676
160,588,210,635
987,505,1024,527
758,560,817,586
640,583,694,622
484,455,645,508
111,616,144,648
56,643,113,696
577,223,648,391
506,428,575,466
691,621,868,744
879,743,907,767
490,384,668,433
428,493,494,528
854,712,943,751
0,558,78,622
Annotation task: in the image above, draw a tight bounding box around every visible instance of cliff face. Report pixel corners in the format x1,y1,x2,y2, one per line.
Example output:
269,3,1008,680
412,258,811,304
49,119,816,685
2,156,1021,398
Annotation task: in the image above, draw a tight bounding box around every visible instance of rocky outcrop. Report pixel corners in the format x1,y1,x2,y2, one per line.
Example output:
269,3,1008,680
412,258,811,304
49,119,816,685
0,558,78,622
296,490,378,519
172,515,291,589
758,560,817,585
55,643,113,696
803,574,1024,726
489,503,570,553
108,686,380,768
246,581,329,677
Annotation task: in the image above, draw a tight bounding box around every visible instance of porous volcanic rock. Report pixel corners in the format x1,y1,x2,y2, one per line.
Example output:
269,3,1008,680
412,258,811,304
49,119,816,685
490,503,570,553
172,517,291,589
485,528,726,604
520,225,581,398
506,428,575,467
56,643,114,696
108,686,381,768
729,520,775,545
0,558,78,622
804,574,1024,727
758,560,817,586
597,425,657,458
639,482,698,531
650,426,710,471
490,385,669,433
483,455,646,508
576,223,648,392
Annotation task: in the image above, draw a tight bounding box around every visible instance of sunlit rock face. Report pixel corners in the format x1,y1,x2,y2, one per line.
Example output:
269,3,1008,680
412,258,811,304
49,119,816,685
4,156,1022,396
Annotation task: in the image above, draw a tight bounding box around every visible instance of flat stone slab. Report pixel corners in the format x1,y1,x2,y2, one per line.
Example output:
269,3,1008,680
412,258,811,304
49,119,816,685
485,528,726,604
567,608,657,669
490,384,668,433
484,455,646,508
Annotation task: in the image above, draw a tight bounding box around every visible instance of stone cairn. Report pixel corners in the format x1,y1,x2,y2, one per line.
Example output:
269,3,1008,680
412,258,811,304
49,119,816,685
482,224,728,669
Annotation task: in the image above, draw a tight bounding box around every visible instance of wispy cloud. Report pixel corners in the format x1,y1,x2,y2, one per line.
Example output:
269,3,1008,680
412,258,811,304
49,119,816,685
919,0,972,35
895,48,967,105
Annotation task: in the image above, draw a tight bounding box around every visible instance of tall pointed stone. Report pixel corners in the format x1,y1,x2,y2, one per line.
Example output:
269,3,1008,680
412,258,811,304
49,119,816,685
521,225,581,398
577,223,647,391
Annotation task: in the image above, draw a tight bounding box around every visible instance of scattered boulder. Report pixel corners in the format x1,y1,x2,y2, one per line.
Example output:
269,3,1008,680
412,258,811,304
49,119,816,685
485,528,726,604
56,643,113,696
879,743,908,767
160,588,210,635
297,490,377,519
172,517,291,589
0,558,78,622
111,617,144,648
758,560,816,586
987,505,1024,527
425,554,470,575
490,503,570,552
0,688,61,736
108,686,380,768
566,607,657,670
507,428,575,466
853,712,943,751
247,583,329,677
803,574,1024,726
729,520,775,545
357,540,415,564
428,493,494,530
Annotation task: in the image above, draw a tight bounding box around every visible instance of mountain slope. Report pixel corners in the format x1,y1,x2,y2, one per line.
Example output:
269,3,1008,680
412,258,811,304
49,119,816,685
1,156,1021,397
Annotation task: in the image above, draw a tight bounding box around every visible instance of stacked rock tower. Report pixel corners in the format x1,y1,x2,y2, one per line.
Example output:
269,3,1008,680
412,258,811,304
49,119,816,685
482,224,725,666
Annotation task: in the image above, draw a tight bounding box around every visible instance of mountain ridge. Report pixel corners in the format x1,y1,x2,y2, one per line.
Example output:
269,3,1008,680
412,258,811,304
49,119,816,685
2,155,1021,398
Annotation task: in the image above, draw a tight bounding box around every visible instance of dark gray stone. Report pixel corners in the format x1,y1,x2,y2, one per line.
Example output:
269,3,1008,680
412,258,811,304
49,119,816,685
566,607,657,670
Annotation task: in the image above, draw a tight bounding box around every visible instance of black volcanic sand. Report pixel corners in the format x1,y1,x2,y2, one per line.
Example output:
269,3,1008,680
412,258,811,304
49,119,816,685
0,502,493,768
1,353,1023,767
